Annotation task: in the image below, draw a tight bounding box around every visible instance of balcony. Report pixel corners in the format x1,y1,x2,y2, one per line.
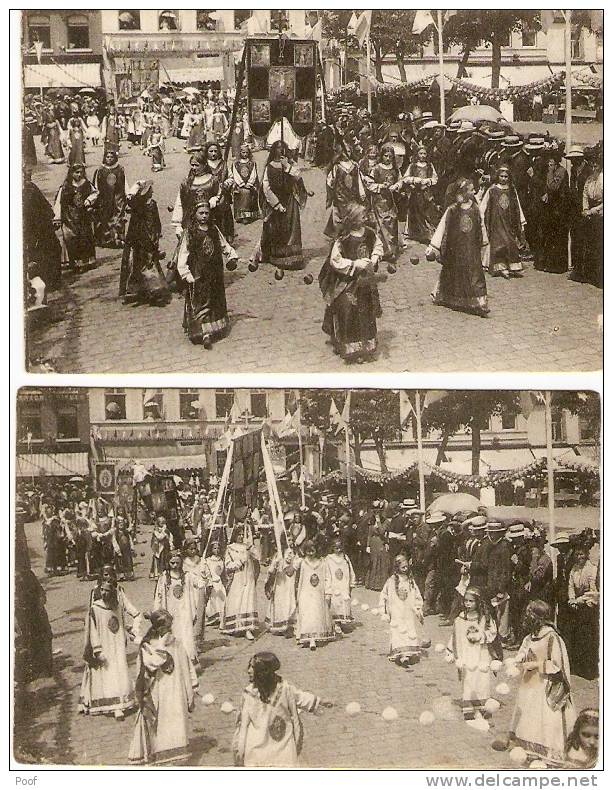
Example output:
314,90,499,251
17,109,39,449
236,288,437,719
104,31,244,57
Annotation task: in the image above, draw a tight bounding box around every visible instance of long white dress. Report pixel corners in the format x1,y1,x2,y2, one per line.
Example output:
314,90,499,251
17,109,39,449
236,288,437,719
265,550,297,634
154,571,202,665
379,574,424,661
325,553,356,625
78,591,139,715
128,632,198,764
201,553,226,627
509,625,576,766
221,542,259,635
448,612,498,717
295,557,335,645
233,679,321,767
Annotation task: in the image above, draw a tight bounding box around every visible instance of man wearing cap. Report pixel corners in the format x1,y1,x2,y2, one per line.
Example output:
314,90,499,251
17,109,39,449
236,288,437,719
499,134,531,210
482,521,512,641
550,532,573,646
387,502,409,558
507,523,532,647
565,146,588,282
422,511,447,615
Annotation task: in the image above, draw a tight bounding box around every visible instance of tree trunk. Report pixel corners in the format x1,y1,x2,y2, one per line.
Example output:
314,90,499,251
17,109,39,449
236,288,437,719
471,419,481,476
373,44,384,82
395,52,407,83
447,45,473,106
374,437,388,473
353,438,363,469
491,34,501,88
435,428,451,466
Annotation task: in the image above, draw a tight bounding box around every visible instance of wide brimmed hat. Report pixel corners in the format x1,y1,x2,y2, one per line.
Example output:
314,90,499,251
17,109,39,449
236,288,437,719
550,532,571,547
417,111,434,123
501,134,522,148
457,120,476,134
446,119,462,131
486,129,506,141
426,511,447,525
421,120,442,131
399,498,417,510
564,144,585,159
464,515,487,531
486,521,506,533
507,523,528,538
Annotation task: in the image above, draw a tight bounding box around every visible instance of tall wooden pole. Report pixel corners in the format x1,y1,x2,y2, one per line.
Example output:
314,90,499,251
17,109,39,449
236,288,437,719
544,391,557,579
345,391,352,502
366,34,372,113
564,11,573,272
296,400,306,508
437,10,446,123
415,391,426,512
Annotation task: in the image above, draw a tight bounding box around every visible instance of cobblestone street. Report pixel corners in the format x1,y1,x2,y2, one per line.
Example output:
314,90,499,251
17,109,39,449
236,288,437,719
26,140,602,374
15,518,598,769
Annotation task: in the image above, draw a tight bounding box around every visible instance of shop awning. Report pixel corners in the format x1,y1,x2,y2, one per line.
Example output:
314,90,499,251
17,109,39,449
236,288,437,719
16,452,89,477
23,63,102,89
112,454,208,472
164,65,224,83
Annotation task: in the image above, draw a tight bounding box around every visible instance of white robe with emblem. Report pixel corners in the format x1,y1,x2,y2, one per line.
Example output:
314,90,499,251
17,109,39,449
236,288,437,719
154,571,201,664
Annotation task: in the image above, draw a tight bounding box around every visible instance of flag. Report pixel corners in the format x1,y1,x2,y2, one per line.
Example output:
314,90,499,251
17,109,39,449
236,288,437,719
289,404,302,434
276,411,293,438
347,11,359,36
540,10,555,33
355,10,372,47
519,391,544,420
329,398,341,432
337,395,351,435
229,399,242,423
423,390,448,410
33,40,43,64
143,388,157,406
412,10,434,34
589,10,604,32
307,19,323,42
247,10,269,35
288,9,306,37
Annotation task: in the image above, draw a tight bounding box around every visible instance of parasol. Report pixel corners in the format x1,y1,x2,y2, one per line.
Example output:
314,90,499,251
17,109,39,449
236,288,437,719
180,86,201,97
105,401,121,417
69,476,85,483
447,104,511,127
78,87,96,94
427,493,482,515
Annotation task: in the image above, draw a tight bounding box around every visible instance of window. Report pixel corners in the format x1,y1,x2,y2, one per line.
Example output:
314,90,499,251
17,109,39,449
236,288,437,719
578,416,595,441
27,14,51,49
215,389,234,419
159,10,179,31
197,10,218,31
521,28,537,47
67,14,90,50
571,26,584,60
234,10,251,30
551,413,565,442
271,11,289,32
180,389,200,420
105,389,126,421
57,405,79,440
118,11,141,31
216,449,228,477
501,409,517,430
143,390,164,421
19,405,42,441
250,390,268,419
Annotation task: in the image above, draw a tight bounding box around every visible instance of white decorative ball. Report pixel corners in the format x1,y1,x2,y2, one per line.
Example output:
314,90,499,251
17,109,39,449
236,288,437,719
530,760,548,769
506,665,520,679
419,711,435,725
201,693,215,705
509,746,527,764
490,659,502,672
445,653,455,664
345,702,361,716
484,698,501,714
473,717,490,732
434,642,445,653
361,603,369,611
220,701,234,714
495,682,510,696
381,706,398,721
351,598,359,606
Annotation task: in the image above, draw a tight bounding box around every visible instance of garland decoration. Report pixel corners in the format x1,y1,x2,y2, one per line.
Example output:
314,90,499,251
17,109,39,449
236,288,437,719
556,456,600,478
424,458,547,490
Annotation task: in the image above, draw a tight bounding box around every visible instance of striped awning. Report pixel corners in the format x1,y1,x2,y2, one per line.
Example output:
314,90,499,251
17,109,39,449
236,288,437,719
23,63,102,89
16,452,89,477
111,454,208,472
164,65,224,83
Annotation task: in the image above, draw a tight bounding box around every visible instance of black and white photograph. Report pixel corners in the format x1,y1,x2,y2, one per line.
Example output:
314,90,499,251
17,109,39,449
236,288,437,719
13,387,600,768
18,9,603,373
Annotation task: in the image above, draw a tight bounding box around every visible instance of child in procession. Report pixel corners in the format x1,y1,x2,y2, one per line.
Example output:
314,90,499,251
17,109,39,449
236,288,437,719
379,554,426,668
565,708,599,769
202,540,226,628
294,539,335,651
325,537,356,635
264,535,297,636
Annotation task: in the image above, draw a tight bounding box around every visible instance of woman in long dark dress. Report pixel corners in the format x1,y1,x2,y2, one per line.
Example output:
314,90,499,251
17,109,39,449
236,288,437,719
231,144,260,225
581,147,603,288
92,150,127,247
67,117,87,167
41,107,65,164
566,547,599,680
23,167,62,291
362,144,401,262
401,144,439,244
365,526,392,592
319,203,384,363
324,143,366,239
177,200,238,348
538,149,570,273
119,180,169,306
53,164,98,270
480,165,526,278
257,141,309,270
426,178,490,317
101,109,121,155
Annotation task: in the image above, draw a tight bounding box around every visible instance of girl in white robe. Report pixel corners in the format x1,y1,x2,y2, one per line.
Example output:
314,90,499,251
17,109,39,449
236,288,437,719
221,532,259,640
78,581,139,718
265,544,297,635
233,652,333,767
325,538,356,633
294,540,335,650
153,551,202,666
379,554,425,667
447,586,499,719
129,609,198,765
508,599,576,767
201,541,226,627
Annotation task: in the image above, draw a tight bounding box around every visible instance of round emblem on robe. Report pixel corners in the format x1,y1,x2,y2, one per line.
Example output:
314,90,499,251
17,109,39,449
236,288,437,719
162,653,175,674
498,193,510,211
397,587,408,601
107,615,120,634
460,214,473,234
357,243,369,259
310,573,320,588
173,584,184,599
200,235,216,260
106,173,117,187
335,568,344,581
269,715,287,742
284,566,295,577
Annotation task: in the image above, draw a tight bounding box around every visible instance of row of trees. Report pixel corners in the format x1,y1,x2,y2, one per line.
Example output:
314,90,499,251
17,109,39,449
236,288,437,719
321,10,594,88
299,391,600,476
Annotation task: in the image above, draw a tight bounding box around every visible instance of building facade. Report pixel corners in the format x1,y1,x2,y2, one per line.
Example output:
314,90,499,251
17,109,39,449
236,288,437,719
22,10,103,94
16,388,91,479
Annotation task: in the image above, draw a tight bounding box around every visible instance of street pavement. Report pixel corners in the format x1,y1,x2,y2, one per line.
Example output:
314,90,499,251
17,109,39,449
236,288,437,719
25,137,602,374
15,518,598,769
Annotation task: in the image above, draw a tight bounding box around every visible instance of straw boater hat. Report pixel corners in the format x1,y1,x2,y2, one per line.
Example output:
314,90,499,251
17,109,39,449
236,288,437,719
501,134,522,149
507,523,528,539
399,498,417,510
426,511,447,525
486,521,506,534
549,532,571,547
417,111,434,125
564,144,585,160
464,515,487,531
421,119,442,131
457,120,476,134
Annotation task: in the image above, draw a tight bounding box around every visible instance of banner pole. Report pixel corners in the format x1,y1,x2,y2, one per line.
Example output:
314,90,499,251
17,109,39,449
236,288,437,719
437,10,446,123
544,391,556,581
564,11,573,273
345,391,352,502
415,390,426,512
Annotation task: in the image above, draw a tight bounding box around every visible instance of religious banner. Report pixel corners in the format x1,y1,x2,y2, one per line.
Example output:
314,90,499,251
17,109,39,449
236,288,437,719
246,37,317,138
231,428,262,519
95,462,116,494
